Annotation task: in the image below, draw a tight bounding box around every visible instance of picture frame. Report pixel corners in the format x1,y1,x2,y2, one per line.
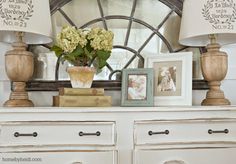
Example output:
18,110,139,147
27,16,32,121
121,68,154,106
145,52,192,106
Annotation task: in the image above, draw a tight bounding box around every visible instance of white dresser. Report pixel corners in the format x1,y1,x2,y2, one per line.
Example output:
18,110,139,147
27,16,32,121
0,106,236,164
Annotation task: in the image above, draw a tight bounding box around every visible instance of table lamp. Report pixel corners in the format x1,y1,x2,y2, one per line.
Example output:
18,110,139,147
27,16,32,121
179,0,236,106
0,0,52,107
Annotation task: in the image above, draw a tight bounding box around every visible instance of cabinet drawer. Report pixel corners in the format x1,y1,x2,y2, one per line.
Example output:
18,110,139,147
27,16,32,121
0,121,116,146
134,119,236,145
1,150,117,164
134,148,236,164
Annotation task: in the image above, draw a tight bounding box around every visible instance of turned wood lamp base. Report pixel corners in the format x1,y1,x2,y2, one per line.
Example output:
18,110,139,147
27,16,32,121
200,35,230,106
4,82,34,107
201,88,230,106
201,98,230,106
4,32,34,107
4,100,34,107
201,81,230,106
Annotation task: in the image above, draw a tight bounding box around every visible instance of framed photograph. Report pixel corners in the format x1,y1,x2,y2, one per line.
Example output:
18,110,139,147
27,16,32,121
121,68,154,106
145,52,192,106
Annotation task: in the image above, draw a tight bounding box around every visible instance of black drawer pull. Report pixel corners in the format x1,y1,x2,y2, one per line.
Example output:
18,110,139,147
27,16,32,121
148,130,169,136
79,131,101,136
14,132,38,137
208,129,229,134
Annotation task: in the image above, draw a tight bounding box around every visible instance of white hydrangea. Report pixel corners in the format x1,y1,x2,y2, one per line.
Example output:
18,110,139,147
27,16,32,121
87,27,114,51
56,26,87,53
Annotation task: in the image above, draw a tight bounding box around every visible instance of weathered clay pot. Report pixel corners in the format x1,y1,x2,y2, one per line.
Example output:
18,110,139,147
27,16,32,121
67,66,96,88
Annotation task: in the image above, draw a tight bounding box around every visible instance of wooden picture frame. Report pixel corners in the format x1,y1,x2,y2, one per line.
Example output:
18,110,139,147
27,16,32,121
121,68,154,107
145,52,192,106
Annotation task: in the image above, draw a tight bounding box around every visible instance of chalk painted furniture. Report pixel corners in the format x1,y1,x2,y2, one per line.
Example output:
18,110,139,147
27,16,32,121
1,106,236,164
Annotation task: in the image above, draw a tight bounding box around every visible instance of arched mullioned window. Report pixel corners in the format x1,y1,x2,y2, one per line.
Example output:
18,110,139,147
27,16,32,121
26,0,208,91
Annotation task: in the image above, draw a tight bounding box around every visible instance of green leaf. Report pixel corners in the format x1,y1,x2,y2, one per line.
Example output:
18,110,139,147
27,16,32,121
64,54,76,63
96,50,111,69
51,45,63,57
97,50,111,60
98,59,107,69
85,40,93,52
84,47,93,59
70,45,84,57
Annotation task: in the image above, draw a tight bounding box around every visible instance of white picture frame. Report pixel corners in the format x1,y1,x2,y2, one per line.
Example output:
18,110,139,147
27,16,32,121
144,52,192,106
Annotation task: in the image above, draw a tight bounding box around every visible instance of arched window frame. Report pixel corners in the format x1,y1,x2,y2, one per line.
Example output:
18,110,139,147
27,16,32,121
25,0,208,91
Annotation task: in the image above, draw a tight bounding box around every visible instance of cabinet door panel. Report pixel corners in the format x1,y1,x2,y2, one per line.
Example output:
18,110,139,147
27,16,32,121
1,150,117,164
134,148,236,164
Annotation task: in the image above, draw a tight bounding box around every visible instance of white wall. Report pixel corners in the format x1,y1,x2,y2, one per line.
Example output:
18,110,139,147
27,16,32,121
0,43,235,107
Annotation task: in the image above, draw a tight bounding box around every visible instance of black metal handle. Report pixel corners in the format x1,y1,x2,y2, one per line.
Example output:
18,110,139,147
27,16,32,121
148,130,169,136
14,132,38,137
208,129,229,134
79,131,101,136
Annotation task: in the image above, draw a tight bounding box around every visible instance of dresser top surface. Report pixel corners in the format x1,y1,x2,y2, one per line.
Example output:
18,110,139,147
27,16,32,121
0,106,236,113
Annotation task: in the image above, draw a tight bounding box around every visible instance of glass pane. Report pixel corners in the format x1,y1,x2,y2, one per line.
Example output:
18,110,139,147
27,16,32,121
94,67,111,80
106,19,129,45
126,57,142,69
159,12,184,52
127,22,153,51
61,0,101,27
134,0,171,28
139,34,162,55
107,49,135,70
100,0,134,16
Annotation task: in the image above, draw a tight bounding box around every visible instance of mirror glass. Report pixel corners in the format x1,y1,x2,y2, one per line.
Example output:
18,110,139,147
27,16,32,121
30,0,202,86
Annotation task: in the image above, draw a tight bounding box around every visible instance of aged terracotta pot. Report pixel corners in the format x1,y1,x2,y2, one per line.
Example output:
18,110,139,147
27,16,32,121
67,66,96,88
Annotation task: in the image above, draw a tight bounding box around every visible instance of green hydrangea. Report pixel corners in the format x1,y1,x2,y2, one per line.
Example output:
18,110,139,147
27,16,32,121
87,28,114,51
56,26,87,53
51,26,114,71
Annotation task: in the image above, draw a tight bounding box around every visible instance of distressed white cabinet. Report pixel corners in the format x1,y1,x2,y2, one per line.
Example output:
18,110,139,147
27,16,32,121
0,106,236,164
134,119,236,164
134,148,236,164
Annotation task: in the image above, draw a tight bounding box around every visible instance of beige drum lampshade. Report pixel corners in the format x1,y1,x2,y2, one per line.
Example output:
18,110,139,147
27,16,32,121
179,0,236,46
0,0,52,44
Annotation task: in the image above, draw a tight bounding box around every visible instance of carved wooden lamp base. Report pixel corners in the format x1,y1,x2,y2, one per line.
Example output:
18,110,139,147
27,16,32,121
4,32,34,107
4,99,34,107
200,37,230,106
202,98,230,106
4,82,34,107
201,81,230,105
